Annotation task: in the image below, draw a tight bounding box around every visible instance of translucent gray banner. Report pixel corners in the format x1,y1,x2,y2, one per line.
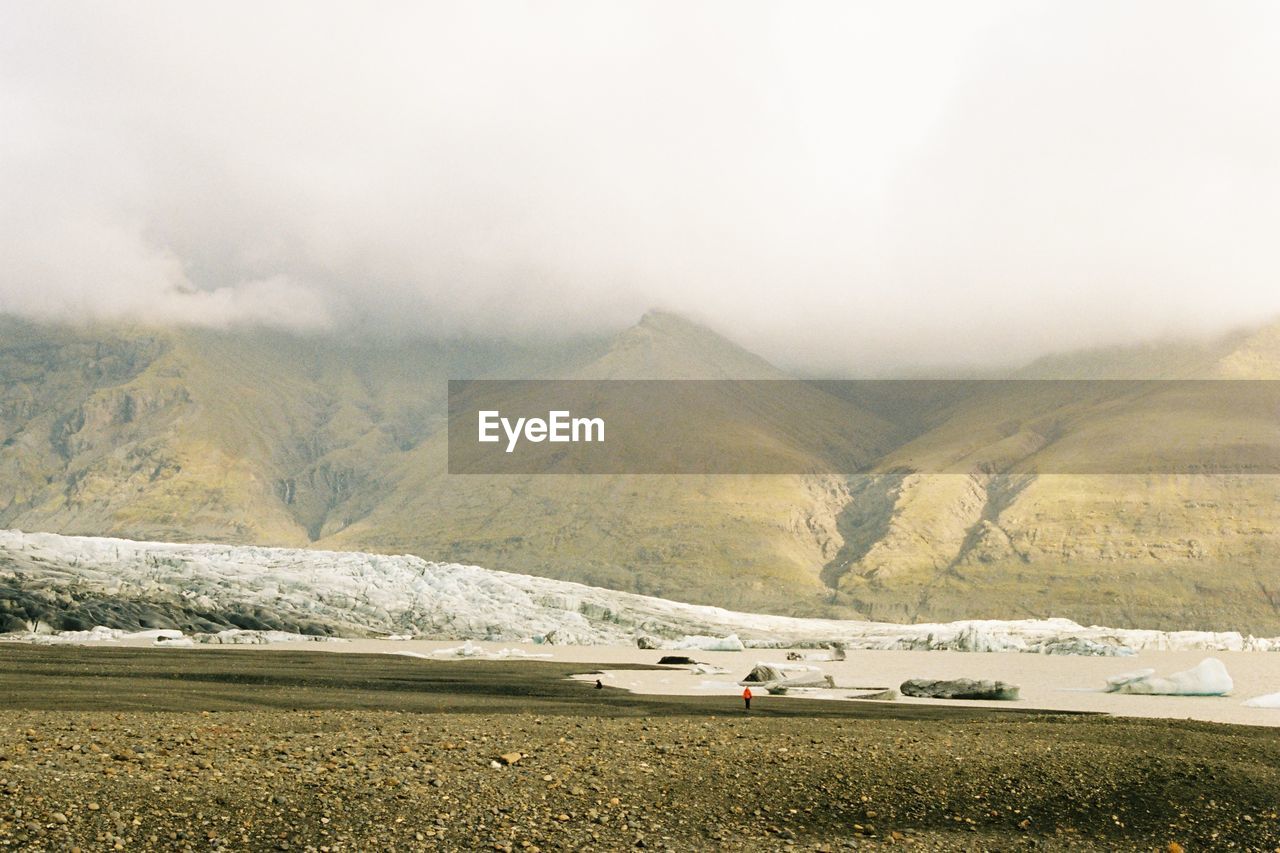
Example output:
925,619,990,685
447,379,1280,474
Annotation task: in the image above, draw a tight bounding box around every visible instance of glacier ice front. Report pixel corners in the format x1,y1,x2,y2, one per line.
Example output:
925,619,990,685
4,529,1280,655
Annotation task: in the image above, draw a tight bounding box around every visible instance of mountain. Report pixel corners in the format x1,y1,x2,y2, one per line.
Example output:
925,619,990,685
569,310,783,379
2,312,1280,631
0,316,559,543
319,312,901,610
819,322,1280,632
0,312,894,615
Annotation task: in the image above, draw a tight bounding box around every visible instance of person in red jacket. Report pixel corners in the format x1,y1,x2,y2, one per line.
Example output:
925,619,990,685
742,686,752,711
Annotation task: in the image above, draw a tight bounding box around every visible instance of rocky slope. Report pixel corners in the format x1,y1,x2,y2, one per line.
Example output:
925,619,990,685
819,330,1280,633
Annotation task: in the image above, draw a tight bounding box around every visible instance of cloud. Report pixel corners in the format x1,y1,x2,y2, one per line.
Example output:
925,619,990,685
1,1,1279,368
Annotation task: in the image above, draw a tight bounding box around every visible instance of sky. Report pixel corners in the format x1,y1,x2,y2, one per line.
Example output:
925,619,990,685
2,1,1279,372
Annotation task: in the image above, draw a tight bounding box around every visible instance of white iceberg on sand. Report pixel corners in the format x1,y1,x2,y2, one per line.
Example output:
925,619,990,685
14,627,185,645
740,662,834,693
430,641,551,660
1243,692,1280,708
193,629,344,645
691,662,729,675
671,634,746,652
1105,657,1233,696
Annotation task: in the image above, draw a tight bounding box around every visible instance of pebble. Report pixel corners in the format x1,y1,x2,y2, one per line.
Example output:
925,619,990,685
0,709,1274,851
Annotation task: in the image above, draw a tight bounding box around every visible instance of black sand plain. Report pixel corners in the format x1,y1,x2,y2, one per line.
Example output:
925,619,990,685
0,645,1277,850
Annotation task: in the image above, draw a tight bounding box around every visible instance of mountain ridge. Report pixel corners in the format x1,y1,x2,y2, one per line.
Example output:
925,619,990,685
2,312,1279,630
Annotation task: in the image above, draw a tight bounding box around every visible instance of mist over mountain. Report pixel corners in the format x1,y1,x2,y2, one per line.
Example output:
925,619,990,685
4,2,1280,373
3,311,1279,632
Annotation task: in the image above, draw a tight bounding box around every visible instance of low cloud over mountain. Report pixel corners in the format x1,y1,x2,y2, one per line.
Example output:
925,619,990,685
3,2,1280,371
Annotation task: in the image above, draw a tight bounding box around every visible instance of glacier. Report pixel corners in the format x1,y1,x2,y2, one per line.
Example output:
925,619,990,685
3,528,1280,655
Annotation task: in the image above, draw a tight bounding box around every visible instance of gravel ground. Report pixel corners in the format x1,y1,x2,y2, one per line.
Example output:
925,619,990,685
1,647,1278,851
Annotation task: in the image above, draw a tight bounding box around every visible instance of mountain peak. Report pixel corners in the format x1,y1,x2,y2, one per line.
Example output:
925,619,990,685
634,308,705,331
1213,318,1280,378
573,310,785,379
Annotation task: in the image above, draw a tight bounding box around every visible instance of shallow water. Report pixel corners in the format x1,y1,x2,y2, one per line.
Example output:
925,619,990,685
74,635,1280,727
574,646,1280,728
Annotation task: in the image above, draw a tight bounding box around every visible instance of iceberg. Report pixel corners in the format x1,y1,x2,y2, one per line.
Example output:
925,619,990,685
900,678,1020,701
691,662,729,675
1104,657,1233,696
430,641,551,660
740,662,833,692
15,626,184,645
671,634,746,652
741,662,822,683
192,630,344,645
1243,692,1280,709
